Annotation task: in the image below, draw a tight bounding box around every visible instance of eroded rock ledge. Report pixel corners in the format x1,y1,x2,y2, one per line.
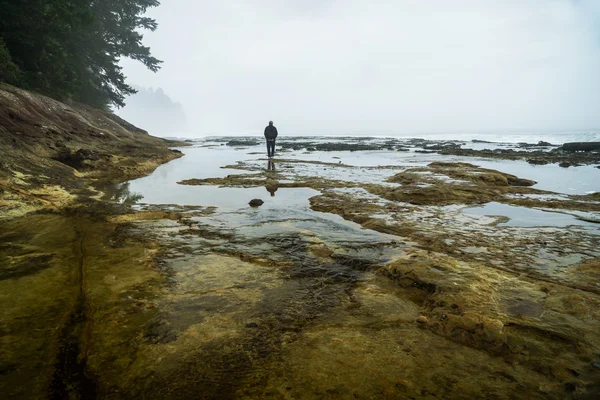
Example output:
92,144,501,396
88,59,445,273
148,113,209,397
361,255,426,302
174,155,600,397
0,83,183,219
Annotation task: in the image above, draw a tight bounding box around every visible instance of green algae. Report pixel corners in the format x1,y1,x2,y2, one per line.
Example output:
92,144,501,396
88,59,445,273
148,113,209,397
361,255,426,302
2,198,600,398
0,212,165,399
0,215,81,399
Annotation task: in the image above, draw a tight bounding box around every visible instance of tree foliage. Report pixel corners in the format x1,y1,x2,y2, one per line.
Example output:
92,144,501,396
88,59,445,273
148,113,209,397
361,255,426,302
0,36,20,83
0,0,162,108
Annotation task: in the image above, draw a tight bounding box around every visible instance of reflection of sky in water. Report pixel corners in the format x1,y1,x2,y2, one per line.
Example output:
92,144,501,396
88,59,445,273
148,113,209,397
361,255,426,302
471,160,599,195
281,144,598,195
127,139,598,207
127,144,322,208
128,145,261,206
131,170,319,210
463,202,599,231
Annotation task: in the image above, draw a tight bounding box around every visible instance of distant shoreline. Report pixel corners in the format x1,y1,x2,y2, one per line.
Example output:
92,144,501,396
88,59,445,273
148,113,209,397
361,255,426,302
164,131,600,145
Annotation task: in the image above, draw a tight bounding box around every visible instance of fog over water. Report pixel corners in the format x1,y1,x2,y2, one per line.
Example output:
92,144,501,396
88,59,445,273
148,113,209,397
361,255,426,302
117,87,187,136
118,0,600,138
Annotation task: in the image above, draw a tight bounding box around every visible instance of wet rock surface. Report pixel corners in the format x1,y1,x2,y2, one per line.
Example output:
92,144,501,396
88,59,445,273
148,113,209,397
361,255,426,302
439,146,599,166
226,139,260,147
562,142,600,152
1,136,599,399
248,198,264,207
0,83,182,220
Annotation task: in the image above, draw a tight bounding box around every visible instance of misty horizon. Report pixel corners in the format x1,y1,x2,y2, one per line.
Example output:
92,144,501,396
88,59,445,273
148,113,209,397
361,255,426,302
118,1,600,137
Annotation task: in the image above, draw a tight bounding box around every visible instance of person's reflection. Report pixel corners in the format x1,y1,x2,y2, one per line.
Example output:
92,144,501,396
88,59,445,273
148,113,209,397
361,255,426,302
265,184,278,197
267,159,276,171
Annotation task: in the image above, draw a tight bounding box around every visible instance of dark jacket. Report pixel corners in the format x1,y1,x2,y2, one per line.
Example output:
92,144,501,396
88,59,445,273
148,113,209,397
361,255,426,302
264,125,278,140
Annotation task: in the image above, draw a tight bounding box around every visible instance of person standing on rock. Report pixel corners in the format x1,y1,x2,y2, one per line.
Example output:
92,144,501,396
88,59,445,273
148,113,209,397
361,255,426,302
264,120,278,158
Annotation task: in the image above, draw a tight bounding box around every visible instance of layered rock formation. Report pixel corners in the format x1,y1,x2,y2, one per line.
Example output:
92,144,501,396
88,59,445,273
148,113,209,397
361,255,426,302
0,83,182,219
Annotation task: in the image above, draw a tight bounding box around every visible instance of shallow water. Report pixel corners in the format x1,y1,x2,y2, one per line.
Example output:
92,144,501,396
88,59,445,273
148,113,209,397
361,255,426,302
4,136,600,398
134,184,319,210
473,159,599,195
125,139,597,206
126,144,263,204
463,202,600,230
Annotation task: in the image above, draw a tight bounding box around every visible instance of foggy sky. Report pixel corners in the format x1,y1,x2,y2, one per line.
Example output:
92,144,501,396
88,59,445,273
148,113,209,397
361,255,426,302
119,0,600,137
118,86,187,136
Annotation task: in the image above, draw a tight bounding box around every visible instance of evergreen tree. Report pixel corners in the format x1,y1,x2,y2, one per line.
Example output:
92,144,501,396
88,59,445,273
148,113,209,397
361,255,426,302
0,36,20,83
0,0,162,108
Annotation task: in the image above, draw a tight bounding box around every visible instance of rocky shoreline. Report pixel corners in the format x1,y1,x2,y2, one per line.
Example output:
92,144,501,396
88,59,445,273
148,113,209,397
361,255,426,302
1,107,600,398
252,136,600,166
172,142,599,398
0,85,184,399
0,83,184,220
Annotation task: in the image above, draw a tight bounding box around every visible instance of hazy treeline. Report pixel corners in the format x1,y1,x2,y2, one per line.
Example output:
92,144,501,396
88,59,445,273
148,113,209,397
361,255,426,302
0,0,161,108
118,87,187,136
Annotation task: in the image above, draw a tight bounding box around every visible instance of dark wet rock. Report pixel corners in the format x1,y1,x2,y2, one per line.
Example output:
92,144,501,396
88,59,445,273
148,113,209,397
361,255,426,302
164,139,193,147
314,143,383,152
438,147,599,166
506,176,536,186
54,148,104,170
561,142,600,152
144,320,178,344
527,159,549,165
517,141,554,149
558,162,572,168
280,141,384,152
0,254,54,280
564,382,577,393
280,142,314,151
226,139,260,146
406,138,426,144
0,361,17,376
511,194,600,212
249,199,264,207
423,143,462,151
472,139,493,143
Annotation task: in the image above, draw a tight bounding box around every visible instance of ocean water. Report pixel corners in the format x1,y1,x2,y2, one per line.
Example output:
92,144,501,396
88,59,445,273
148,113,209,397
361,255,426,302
124,135,598,211
384,130,600,145
173,130,600,145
